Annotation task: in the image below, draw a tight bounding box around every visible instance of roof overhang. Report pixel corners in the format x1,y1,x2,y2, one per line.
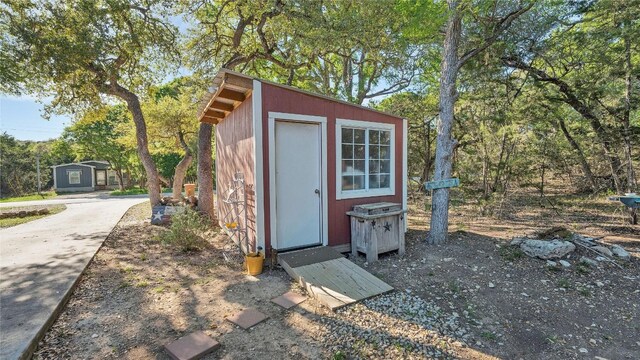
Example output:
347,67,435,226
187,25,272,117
198,69,254,124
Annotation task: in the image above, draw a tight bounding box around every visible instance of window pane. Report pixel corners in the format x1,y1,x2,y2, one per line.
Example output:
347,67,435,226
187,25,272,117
369,174,380,189
354,160,365,173
380,145,390,160
380,160,391,173
369,145,379,159
380,130,391,145
354,129,366,144
370,130,379,144
342,160,354,174
342,127,353,143
354,145,365,159
380,174,390,188
353,175,365,190
369,160,380,174
342,144,353,159
342,176,354,191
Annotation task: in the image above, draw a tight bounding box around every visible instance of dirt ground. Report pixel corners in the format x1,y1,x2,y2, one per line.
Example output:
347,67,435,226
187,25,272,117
34,190,639,359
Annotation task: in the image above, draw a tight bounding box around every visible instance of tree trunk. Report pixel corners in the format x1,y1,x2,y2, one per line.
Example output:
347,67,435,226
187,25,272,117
491,133,508,193
557,117,597,191
197,123,215,219
172,132,193,199
622,34,636,193
109,84,162,206
428,0,461,244
115,169,125,191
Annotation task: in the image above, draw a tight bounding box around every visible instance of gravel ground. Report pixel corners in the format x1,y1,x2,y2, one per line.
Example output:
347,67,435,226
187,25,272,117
33,192,639,360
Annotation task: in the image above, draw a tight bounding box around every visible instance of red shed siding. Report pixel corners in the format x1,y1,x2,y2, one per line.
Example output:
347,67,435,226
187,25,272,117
260,83,403,251
215,94,257,251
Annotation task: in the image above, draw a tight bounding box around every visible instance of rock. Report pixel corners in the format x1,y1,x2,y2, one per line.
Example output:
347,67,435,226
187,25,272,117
488,282,495,288
580,257,598,267
578,347,588,353
592,246,613,257
91,333,99,338
546,260,557,267
610,245,630,260
510,237,528,246
595,281,604,287
559,260,571,268
520,239,576,260
595,256,607,262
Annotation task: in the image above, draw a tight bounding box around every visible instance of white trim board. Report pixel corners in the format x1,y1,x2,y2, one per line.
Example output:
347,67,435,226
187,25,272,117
51,162,95,169
267,111,329,250
402,118,408,232
252,80,266,252
335,118,396,200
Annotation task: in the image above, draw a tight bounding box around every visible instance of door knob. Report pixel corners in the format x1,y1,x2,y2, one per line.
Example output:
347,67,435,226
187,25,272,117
314,189,320,194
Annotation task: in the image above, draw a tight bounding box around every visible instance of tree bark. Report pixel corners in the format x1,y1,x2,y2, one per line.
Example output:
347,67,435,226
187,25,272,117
622,34,636,193
197,123,215,219
172,131,193,198
109,84,162,206
556,117,597,191
115,168,125,191
428,0,461,244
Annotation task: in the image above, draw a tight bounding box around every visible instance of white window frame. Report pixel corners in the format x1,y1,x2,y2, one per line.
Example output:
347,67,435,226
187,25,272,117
336,118,395,200
67,170,82,185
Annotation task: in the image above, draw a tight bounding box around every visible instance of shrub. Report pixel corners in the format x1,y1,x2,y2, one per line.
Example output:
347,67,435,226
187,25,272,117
158,209,209,252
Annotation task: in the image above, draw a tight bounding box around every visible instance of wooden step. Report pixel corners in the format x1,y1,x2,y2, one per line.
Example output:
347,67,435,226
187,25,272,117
278,246,393,310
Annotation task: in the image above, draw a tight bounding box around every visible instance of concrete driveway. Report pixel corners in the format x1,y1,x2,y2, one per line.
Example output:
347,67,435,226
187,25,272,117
0,195,148,360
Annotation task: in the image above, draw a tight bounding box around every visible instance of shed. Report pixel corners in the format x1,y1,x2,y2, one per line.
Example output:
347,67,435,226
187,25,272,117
199,69,407,255
52,161,124,192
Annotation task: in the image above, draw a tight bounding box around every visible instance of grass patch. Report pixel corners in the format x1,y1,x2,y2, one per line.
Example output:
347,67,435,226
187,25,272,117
0,205,66,228
0,191,57,203
557,277,571,289
577,287,591,297
576,264,591,274
480,331,497,341
499,246,524,262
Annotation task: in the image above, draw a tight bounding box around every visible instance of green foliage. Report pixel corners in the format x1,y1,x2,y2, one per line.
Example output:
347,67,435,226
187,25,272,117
63,105,135,188
2,0,179,113
158,209,210,252
499,246,524,262
0,133,53,196
184,0,427,104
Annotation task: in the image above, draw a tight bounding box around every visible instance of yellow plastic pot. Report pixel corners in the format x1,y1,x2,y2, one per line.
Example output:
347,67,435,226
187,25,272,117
245,253,264,276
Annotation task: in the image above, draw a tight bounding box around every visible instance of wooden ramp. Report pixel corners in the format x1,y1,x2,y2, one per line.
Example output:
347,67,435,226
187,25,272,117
278,247,393,310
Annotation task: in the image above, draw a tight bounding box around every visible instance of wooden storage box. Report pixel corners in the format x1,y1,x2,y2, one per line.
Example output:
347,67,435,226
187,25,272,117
347,202,405,262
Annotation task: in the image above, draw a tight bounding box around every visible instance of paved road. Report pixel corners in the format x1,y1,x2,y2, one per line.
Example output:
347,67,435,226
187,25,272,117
0,191,150,208
0,196,148,360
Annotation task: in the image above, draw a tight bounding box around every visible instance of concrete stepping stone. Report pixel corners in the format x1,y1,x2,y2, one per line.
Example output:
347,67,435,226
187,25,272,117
164,331,220,360
271,291,307,309
226,308,268,329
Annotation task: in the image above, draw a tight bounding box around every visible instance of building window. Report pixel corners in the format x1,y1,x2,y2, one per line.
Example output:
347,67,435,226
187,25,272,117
68,170,81,184
336,119,395,199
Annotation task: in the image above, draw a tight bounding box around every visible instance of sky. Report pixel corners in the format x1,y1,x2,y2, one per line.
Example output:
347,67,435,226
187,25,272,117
0,95,71,142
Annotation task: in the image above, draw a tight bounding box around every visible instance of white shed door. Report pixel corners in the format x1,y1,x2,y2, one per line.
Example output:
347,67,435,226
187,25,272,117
275,121,322,250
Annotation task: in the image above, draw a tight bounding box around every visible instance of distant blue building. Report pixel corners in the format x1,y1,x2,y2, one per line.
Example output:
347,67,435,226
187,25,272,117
52,161,124,192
